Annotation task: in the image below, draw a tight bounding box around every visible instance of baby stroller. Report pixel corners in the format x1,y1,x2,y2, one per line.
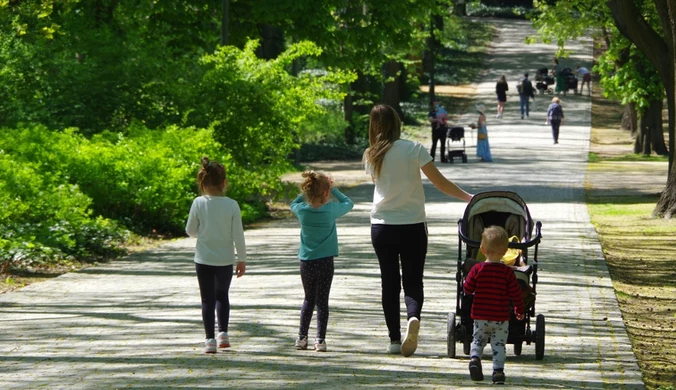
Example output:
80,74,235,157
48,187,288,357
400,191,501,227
447,191,545,360
534,67,554,94
445,126,468,163
559,67,578,94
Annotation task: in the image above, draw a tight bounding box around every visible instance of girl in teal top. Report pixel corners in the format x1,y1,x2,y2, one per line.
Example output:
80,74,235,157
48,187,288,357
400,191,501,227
290,170,354,352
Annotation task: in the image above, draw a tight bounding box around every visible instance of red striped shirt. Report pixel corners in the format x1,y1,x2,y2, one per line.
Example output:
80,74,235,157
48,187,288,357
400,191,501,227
463,261,525,321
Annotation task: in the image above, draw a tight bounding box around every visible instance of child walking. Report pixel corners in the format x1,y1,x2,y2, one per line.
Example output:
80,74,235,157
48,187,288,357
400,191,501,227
290,170,354,352
463,226,524,384
185,157,247,354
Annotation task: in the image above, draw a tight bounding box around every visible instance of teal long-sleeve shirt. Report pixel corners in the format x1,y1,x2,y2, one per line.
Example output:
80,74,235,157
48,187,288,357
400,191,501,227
290,187,354,261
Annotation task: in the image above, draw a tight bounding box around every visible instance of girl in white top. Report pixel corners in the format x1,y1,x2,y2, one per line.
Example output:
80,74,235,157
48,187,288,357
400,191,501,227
186,157,246,353
363,104,473,357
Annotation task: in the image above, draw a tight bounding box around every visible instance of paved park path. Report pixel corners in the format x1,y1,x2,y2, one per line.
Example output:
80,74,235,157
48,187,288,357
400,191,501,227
0,19,645,389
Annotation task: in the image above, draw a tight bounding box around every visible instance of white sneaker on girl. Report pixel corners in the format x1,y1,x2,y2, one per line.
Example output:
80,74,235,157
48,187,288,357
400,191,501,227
204,338,217,354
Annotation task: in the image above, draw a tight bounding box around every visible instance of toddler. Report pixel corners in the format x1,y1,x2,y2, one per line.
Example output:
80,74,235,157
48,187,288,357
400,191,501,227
290,170,354,352
463,226,524,384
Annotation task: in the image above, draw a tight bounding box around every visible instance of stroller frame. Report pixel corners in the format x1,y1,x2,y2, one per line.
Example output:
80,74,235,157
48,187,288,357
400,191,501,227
447,191,545,360
445,126,468,164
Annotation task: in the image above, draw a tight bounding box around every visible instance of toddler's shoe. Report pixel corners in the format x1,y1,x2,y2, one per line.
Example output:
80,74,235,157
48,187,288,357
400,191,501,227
492,370,506,384
314,339,327,352
295,335,308,350
216,332,230,348
387,340,402,354
401,317,420,357
204,338,217,354
468,356,484,381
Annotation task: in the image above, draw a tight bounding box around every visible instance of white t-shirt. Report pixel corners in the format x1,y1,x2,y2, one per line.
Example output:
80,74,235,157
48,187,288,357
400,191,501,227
185,195,247,266
365,139,433,225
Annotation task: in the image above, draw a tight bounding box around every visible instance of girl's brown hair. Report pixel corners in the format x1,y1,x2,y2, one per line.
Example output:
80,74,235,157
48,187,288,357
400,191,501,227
300,170,330,204
197,156,226,195
498,75,506,83
363,104,401,179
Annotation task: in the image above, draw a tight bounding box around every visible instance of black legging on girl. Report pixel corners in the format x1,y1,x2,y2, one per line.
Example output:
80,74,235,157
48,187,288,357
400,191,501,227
298,256,334,340
195,263,233,339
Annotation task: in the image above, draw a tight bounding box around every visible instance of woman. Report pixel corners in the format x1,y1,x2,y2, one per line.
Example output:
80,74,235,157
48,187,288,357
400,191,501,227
363,104,473,357
495,75,509,119
470,104,492,162
546,97,565,144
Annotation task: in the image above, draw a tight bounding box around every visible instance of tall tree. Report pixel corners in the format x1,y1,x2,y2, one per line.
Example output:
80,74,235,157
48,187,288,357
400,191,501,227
606,0,676,218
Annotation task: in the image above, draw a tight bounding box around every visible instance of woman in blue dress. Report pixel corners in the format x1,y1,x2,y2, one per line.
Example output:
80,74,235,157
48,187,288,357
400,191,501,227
470,104,492,162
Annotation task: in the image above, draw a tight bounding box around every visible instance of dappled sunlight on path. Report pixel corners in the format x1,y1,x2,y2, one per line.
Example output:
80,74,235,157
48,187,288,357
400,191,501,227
0,19,644,389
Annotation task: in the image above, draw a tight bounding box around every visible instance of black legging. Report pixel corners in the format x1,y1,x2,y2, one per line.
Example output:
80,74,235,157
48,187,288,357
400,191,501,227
430,126,447,161
299,256,334,340
371,223,428,342
195,263,233,339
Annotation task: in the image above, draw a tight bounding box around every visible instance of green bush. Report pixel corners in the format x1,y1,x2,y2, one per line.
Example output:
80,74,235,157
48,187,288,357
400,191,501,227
0,153,128,271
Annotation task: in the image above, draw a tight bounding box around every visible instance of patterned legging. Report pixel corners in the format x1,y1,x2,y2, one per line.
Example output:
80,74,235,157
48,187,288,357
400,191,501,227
471,320,509,370
298,257,334,341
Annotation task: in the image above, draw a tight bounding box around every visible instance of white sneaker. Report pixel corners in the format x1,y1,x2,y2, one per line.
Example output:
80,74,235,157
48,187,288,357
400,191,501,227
388,340,402,354
314,340,327,352
216,332,230,348
401,317,420,357
204,338,217,354
295,336,308,350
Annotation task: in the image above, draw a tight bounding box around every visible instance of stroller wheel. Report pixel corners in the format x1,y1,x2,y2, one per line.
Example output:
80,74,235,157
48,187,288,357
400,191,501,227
513,341,522,356
461,155,468,163
447,312,456,358
535,314,545,360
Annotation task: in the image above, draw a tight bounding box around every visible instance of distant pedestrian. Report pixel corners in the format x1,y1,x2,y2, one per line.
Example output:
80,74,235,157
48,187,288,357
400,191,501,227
428,102,448,162
546,97,565,144
290,170,354,352
576,64,591,96
495,75,508,119
469,104,492,162
363,104,473,357
464,226,525,385
552,57,567,95
186,156,247,354
517,73,535,119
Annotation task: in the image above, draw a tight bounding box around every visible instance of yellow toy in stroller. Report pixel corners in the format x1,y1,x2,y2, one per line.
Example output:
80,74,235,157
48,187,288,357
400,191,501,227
448,191,545,359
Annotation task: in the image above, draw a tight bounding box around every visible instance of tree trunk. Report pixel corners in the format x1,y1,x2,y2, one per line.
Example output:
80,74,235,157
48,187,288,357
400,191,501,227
256,24,284,59
454,0,467,16
424,15,438,106
636,99,667,155
221,0,229,46
382,60,404,119
607,0,676,218
621,103,638,135
343,85,355,145
648,100,668,155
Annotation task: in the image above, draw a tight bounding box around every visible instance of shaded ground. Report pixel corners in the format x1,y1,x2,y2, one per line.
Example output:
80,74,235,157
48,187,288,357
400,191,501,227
586,66,676,388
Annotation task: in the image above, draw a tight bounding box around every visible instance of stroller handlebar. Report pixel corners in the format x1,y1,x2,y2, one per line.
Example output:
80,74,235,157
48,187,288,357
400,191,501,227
456,220,542,249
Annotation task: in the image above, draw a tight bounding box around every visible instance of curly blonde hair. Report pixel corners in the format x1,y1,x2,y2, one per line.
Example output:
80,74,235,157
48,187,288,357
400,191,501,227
300,170,330,204
363,104,401,179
